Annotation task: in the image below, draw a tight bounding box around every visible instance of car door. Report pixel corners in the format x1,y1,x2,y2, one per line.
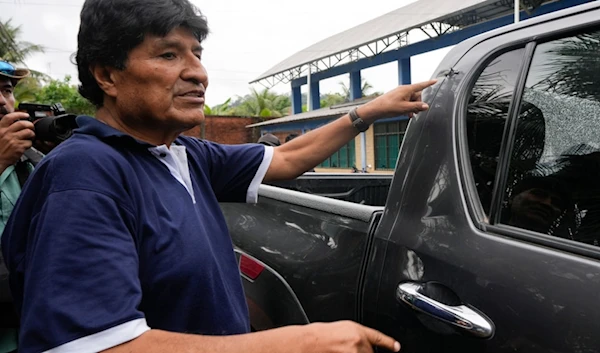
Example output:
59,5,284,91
361,6,600,353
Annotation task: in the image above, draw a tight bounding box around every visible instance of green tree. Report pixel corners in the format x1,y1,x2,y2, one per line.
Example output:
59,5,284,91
320,92,346,108
339,78,377,100
0,18,48,81
204,97,233,115
0,18,44,63
233,88,291,117
34,76,95,115
13,76,41,105
339,78,383,102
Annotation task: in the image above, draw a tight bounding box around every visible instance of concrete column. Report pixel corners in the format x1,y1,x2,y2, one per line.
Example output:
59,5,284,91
398,57,411,85
291,84,302,115
360,133,367,171
349,71,362,101
348,71,367,171
307,64,312,111
309,79,320,111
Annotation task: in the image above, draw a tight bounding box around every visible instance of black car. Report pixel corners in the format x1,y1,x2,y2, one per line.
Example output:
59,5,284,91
221,2,600,352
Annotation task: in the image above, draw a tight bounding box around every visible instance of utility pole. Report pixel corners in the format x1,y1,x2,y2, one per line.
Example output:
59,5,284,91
514,0,520,23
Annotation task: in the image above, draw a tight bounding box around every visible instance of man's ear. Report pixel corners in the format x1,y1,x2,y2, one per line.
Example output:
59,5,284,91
90,64,118,98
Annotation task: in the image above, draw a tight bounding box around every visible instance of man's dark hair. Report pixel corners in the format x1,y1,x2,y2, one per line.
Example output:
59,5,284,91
285,133,299,143
76,0,209,107
257,133,281,147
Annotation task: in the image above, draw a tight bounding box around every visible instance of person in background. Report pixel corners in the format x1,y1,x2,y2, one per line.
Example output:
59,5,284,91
0,59,34,353
285,133,299,143
257,133,281,147
0,60,34,234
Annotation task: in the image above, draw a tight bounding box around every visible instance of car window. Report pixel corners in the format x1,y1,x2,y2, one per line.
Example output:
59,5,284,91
466,48,525,214
499,30,600,247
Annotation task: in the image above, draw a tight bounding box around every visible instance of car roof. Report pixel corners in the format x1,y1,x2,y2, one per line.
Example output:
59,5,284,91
437,1,600,73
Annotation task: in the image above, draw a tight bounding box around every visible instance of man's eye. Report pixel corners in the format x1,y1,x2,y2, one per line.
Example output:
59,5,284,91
160,52,176,59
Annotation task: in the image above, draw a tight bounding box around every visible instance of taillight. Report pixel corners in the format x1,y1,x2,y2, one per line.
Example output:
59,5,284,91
240,254,265,280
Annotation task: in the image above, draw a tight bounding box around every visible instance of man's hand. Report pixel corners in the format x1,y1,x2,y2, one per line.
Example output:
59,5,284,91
358,80,438,122
0,112,35,173
303,321,400,353
103,320,400,353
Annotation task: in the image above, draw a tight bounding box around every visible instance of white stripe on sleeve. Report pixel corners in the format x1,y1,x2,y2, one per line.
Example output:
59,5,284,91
43,318,150,353
246,146,274,203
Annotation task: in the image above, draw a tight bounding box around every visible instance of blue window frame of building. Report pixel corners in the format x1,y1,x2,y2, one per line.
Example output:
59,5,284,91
375,120,409,170
320,140,356,168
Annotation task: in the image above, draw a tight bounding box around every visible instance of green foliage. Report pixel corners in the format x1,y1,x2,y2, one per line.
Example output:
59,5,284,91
320,92,346,108
215,80,382,118
338,78,382,100
0,18,49,82
0,18,44,64
32,76,95,115
232,87,291,117
13,76,40,105
204,97,233,115
1,18,92,115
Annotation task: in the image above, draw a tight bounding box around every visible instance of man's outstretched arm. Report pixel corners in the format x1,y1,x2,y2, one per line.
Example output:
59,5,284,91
264,80,437,181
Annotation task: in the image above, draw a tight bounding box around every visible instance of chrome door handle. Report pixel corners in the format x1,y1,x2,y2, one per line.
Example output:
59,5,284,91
396,282,495,339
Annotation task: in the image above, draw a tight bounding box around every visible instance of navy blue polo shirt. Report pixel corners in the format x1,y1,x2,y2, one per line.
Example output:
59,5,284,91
1,116,273,352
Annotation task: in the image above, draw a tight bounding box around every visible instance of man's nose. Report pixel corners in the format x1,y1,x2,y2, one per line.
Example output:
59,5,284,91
0,93,7,107
182,55,208,86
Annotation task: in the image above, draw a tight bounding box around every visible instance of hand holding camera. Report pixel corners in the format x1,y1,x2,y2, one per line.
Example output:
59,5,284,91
18,103,78,145
0,103,78,172
0,111,35,173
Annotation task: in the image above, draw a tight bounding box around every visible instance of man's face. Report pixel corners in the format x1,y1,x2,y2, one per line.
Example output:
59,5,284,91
0,78,15,119
110,27,208,132
510,187,565,232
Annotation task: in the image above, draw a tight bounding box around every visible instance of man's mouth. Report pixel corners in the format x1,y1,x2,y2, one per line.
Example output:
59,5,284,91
179,90,205,98
177,90,205,106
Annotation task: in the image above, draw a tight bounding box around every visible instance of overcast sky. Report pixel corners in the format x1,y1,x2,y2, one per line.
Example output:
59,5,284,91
1,0,453,105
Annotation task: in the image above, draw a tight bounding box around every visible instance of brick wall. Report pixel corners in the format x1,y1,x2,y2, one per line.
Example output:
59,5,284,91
182,115,260,144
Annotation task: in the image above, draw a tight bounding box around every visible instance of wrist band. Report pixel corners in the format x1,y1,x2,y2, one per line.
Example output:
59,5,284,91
348,107,370,132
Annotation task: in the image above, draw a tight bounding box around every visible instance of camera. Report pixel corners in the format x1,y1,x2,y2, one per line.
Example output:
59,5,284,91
17,102,78,144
